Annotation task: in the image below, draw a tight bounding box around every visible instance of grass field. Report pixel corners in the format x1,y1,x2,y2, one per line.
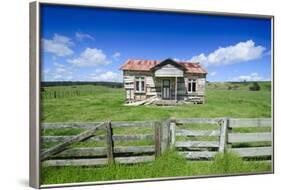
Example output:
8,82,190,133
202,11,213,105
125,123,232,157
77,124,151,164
41,151,271,184
40,81,272,185
41,82,271,122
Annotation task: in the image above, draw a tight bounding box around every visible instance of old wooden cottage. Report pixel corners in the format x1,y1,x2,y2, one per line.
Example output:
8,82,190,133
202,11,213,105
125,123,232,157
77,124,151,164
120,58,207,104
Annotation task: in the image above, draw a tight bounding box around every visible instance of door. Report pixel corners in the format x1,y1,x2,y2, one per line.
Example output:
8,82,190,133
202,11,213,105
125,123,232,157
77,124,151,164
162,79,171,99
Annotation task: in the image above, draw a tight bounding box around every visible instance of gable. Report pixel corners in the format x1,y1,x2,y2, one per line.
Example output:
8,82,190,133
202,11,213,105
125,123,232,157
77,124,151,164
152,58,185,71
120,58,207,74
154,64,184,77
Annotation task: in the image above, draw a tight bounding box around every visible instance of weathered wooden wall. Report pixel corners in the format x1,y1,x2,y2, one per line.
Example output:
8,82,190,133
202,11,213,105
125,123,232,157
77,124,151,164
123,70,206,102
123,71,153,101
154,64,184,77
184,73,206,94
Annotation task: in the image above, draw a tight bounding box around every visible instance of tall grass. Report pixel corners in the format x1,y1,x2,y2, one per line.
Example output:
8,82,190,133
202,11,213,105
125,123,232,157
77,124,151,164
41,150,271,184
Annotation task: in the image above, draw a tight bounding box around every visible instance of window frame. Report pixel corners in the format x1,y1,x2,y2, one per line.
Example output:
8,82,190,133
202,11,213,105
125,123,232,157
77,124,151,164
135,76,145,93
188,79,197,93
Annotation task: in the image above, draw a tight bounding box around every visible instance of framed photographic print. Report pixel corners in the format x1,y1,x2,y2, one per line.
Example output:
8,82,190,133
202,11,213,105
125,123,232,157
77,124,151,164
29,1,274,188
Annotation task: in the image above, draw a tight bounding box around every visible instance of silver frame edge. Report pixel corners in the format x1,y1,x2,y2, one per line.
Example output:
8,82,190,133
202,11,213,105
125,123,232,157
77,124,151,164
29,1,41,188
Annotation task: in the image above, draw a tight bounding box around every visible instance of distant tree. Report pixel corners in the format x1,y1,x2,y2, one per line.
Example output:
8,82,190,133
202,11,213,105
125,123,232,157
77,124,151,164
233,85,239,90
249,82,261,91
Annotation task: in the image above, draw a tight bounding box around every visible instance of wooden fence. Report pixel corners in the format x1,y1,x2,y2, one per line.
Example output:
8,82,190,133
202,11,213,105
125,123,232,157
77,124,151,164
41,118,272,166
174,118,272,160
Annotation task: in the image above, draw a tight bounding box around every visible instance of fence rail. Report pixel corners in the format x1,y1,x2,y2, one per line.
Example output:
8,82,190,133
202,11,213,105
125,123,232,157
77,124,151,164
42,134,154,143
176,129,220,137
229,118,271,128
41,117,272,166
42,146,155,158
228,132,271,143
41,121,155,129
43,156,155,167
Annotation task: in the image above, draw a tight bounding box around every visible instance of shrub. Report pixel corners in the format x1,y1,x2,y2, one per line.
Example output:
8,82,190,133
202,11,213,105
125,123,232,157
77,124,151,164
249,82,261,91
232,85,239,90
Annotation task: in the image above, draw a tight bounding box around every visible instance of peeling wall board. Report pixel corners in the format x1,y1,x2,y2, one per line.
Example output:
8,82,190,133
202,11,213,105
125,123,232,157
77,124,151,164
124,83,134,89
124,76,135,83
146,76,155,87
155,64,184,77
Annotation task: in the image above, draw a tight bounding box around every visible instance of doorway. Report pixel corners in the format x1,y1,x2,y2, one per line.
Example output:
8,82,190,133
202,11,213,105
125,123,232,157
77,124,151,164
162,79,171,99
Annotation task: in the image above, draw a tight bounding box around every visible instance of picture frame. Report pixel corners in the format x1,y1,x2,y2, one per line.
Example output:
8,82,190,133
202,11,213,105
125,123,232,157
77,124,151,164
30,1,274,188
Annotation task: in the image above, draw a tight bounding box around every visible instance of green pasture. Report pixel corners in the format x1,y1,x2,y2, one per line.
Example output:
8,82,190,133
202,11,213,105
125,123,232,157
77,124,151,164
41,82,271,122
40,81,272,185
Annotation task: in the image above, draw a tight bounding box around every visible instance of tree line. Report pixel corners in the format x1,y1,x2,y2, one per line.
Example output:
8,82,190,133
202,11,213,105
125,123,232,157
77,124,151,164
41,81,123,88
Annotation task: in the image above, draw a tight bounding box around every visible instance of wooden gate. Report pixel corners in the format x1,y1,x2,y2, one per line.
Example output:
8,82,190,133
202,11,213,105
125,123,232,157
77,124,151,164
171,118,272,160
41,121,156,166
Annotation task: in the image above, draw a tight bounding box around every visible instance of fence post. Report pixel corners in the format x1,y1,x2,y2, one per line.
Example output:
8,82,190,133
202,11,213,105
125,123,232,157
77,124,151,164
218,117,229,153
226,117,232,150
106,121,114,164
154,121,162,158
161,120,170,153
170,119,176,147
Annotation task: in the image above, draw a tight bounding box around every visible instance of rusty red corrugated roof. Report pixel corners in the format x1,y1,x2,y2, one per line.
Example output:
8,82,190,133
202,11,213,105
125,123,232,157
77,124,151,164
120,59,207,74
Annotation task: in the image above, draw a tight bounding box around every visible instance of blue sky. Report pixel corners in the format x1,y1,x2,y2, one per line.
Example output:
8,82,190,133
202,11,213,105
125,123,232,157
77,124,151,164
41,4,272,82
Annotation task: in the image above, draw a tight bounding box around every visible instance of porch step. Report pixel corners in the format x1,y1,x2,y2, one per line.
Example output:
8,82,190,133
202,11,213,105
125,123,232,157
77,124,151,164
154,100,179,106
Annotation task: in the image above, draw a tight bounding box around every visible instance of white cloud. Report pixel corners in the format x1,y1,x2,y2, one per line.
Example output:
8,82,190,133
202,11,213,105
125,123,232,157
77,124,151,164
42,70,49,81
210,71,217,76
232,72,269,82
43,68,49,73
53,62,65,68
265,50,271,56
42,34,74,56
42,62,73,81
75,32,95,41
94,68,104,73
87,71,122,82
52,56,57,61
189,40,266,66
67,48,111,67
113,52,121,60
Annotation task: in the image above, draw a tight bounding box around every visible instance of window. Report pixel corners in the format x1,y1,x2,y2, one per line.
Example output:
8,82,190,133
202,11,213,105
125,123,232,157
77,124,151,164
135,77,145,93
163,80,170,87
188,79,196,93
